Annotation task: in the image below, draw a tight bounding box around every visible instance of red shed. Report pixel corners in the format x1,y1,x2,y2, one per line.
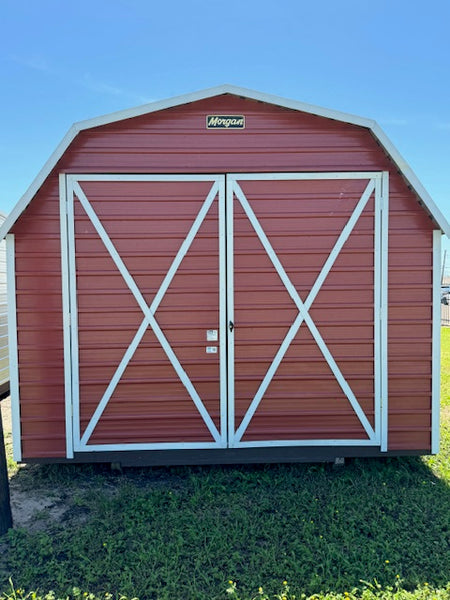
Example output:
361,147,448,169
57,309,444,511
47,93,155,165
1,85,449,465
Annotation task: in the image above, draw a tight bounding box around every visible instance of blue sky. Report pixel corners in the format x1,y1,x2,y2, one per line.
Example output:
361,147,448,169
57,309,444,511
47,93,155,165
1,0,450,267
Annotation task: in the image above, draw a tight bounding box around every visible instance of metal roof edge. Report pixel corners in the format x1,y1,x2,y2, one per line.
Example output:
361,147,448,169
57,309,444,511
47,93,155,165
0,124,79,240
1,84,448,239
71,84,376,130
371,123,450,236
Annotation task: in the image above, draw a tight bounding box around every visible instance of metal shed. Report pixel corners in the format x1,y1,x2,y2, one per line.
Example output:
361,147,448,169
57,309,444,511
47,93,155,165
1,85,449,465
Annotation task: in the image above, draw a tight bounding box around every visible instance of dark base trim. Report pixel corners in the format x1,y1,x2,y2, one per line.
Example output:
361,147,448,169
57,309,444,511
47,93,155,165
0,383,10,401
22,446,428,467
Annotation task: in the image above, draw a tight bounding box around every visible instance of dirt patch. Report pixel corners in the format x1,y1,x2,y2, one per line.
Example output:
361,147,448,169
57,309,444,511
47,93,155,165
0,395,11,435
1,396,88,533
7,484,72,533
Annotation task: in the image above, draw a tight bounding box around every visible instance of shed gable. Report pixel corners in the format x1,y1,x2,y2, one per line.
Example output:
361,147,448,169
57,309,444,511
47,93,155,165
59,94,389,175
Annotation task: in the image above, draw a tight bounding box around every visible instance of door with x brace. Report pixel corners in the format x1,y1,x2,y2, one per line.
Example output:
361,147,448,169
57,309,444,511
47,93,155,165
64,175,227,453
64,172,387,455
227,173,387,449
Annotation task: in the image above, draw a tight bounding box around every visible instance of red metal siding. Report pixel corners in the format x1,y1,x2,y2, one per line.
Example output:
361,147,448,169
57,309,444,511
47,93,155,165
11,93,435,458
11,176,66,457
61,96,387,175
388,177,433,450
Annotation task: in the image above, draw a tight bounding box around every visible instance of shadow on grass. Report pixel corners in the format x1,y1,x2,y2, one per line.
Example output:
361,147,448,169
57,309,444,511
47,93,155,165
1,455,449,599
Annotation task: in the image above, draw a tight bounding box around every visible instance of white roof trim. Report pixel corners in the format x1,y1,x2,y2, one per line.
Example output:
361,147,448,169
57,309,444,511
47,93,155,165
1,83,449,238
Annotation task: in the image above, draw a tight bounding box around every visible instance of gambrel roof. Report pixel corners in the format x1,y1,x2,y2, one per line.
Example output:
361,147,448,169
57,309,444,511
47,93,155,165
1,84,449,238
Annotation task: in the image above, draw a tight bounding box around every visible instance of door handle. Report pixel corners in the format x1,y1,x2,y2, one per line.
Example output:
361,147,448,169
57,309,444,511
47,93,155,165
229,321,234,333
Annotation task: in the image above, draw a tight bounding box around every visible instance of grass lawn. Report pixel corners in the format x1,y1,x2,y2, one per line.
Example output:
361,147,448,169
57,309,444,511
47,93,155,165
0,331,449,600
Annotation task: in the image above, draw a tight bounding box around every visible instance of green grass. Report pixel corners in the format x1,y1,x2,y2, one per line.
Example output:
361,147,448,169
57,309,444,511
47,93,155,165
0,329,449,600
441,328,450,409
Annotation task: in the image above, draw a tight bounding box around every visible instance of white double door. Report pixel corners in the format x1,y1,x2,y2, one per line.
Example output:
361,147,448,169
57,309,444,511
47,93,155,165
62,172,387,456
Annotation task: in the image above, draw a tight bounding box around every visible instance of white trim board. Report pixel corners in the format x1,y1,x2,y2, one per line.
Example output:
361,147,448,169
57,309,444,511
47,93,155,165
432,230,441,454
228,172,384,449
0,84,449,240
65,174,227,452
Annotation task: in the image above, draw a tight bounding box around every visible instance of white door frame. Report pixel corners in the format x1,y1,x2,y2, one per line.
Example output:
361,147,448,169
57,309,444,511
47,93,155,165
226,172,388,450
61,174,227,457
61,171,388,457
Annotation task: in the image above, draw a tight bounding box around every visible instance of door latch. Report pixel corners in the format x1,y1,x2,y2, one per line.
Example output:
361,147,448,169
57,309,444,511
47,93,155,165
229,320,234,332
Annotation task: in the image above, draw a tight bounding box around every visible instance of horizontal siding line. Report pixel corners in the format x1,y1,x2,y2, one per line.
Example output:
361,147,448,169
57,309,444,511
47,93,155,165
388,320,432,326
385,373,432,379
389,210,435,217
234,230,375,237
234,374,374,382
66,212,376,220
76,357,374,368
388,355,433,361
243,427,369,434
82,413,220,421
234,321,374,327
62,166,381,174
75,193,216,200
74,269,220,276
389,301,432,307
71,146,380,155
22,434,66,441
238,410,375,417
388,426,431,432
233,267,374,274
20,384,64,390
79,398,220,405
21,417,66,423
387,266,432,272
18,399,66,405
73,251,218,258
234,302,375,309
234,392,374,400
73,215,219,222
74,289,218,297
388,324,432,330
17,362,64,369
69,248,373,257
234,212,376,218
389,409,431,414
70,342,213,349
234,356,374,363
79,195,370,203
81,129,369,138
235,283,375,290
75,306,218,313
56,267,374,277
73,233,219,240
17,327,63,332
16,310,65,316
388,282,432,287
17,346,64,352
74,321,374,330
76,375,372,384
83,413,370,423
14,234,61,239
24,414,218,423
381,391,431,398
234,338,374,345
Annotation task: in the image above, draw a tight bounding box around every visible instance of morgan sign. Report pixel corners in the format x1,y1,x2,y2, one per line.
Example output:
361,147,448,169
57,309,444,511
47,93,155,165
206,115,245,129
